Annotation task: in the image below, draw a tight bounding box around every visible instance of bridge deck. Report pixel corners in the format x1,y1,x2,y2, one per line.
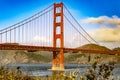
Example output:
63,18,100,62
0,44,120,55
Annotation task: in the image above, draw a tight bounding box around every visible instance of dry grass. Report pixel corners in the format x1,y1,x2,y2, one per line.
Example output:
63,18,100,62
0,66,41,80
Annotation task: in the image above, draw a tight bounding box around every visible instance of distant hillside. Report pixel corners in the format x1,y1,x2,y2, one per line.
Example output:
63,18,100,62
65,44,113,63
0,44,120,64
113,47,120,51
0,50,52,64
76,44,120,63
78,44,111,51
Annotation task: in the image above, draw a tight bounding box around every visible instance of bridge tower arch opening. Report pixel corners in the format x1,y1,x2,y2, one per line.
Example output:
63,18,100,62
52,2,64,70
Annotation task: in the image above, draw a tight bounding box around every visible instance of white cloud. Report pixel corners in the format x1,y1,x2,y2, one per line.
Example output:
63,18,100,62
81,15,120,42
28,35,52,46
33,35,51,43
89,26,120,42
81,16,106,24
82,15,120,25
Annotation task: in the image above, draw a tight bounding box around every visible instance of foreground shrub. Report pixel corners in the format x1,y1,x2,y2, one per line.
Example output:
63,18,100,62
0,61,117,80
0,66,42,80
84,61,115,80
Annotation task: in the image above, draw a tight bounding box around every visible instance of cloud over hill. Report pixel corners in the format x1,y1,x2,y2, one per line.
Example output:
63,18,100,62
82,16,120,42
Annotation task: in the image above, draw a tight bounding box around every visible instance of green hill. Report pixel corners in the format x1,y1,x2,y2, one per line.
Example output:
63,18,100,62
64,44,113,63
78,44,111,51
113,47,120,51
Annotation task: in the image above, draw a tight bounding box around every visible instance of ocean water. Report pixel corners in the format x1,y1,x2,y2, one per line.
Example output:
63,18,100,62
6,63,120,77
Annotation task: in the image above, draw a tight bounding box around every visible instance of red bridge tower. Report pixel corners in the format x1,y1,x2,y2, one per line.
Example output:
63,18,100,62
52,2,64,70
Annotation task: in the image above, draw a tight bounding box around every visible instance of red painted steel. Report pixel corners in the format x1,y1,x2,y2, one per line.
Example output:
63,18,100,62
0,44,120,55
52,2,64,70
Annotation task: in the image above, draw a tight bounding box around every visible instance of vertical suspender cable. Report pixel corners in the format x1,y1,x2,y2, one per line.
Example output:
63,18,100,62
27,23,29,45
33,20,34,45
34,19,35,45
64,15,91,43
10,29,11,43
29,22,31,45
31,21,33,45
18,27,20,44
0,32,1,43
6,31,7,43
40,16,41,46
46,12,47,46
14,28,16,43
34,19,36,46
24,24,26,45
22,25,24,44
42,14,43,46
45,12,46,46
26,23,28,45
64,5,97,44
32,20,34,45
34,19,37,45
0,33,2,43
40,15,41,46
42,12,46,46
37,18,39,46
49,11,50,46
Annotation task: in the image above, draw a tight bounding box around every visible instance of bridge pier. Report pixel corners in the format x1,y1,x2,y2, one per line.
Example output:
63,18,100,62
52,49,64,71
59,49,64,69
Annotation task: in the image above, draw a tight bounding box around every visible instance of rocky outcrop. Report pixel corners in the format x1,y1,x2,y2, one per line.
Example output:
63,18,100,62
0,50,28,64
0,50,52,64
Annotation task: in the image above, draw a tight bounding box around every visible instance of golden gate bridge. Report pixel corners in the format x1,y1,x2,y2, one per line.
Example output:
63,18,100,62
0,2,120,70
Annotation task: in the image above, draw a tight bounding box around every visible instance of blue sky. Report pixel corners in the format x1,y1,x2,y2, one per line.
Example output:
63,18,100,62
0,0,120,29
0,0,120,48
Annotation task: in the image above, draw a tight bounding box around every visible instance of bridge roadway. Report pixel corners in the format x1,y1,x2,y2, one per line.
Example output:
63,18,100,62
0,44,120,55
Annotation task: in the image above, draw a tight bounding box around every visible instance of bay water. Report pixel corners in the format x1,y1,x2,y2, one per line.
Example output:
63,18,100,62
7,64,120,77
